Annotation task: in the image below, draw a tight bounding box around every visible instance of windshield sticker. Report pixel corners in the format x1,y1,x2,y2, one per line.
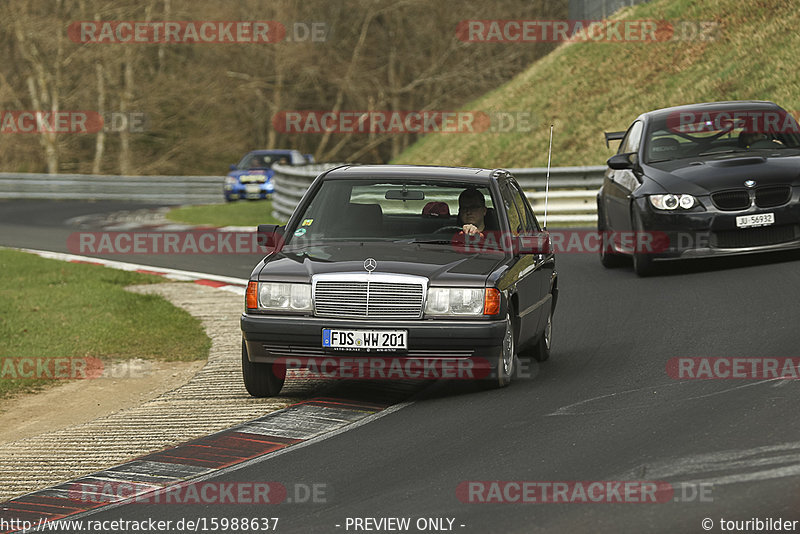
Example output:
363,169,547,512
294,228,307,237
302,218,314,226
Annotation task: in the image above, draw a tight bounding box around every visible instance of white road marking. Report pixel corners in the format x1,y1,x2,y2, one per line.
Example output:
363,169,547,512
547,378,784,416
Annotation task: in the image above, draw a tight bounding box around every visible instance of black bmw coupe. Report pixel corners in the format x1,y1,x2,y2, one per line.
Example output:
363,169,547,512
597,100,800,276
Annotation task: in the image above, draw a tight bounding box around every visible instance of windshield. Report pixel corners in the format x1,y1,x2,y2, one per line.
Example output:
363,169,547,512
643,112,800,163
236,152,291,170
283,178,499,248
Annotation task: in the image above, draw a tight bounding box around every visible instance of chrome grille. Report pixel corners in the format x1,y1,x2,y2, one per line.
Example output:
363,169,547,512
313,274,426,319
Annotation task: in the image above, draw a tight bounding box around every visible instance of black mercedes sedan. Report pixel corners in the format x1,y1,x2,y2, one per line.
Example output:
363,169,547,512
241,164,557,396
597,100,800,276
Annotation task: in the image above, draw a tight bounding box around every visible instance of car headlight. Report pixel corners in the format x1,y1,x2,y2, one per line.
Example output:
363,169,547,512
424,288,500,316
649,194,696,210
225,176,239,188
246,281,311,312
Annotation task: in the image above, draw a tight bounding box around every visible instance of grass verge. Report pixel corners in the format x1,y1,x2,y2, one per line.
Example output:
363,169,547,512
0,249,211,400
166,200,284,227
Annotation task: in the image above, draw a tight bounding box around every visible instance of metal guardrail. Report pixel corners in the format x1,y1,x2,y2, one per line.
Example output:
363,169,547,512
0,164,606,225
271,164,605,225
271,163,346,221
0,172,224,205
511,165,605,224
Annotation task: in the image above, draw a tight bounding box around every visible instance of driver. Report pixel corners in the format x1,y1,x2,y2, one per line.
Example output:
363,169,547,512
457,187,488,236
738,131,768,148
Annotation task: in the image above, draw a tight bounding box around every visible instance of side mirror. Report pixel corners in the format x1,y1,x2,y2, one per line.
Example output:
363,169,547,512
257,224,285,252
607,152,637,170
229,164,237,171
516,232,551,255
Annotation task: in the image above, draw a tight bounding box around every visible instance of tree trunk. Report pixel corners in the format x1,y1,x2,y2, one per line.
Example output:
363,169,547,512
92,62,106,174
119,50,134,175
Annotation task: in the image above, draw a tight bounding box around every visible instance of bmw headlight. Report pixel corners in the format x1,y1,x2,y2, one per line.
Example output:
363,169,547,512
424,288,500,316
246,282,311,312
649,194,696,210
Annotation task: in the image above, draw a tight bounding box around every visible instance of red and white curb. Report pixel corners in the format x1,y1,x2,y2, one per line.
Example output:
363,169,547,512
0,398,411,533
12,248,248,295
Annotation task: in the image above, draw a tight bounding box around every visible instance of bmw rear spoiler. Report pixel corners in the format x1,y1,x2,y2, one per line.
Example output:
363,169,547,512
604,131,626,148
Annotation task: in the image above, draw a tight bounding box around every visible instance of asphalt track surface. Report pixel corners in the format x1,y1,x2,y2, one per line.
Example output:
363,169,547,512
3,200,800,533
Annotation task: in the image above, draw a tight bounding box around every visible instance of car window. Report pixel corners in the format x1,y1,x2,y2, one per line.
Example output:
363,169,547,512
619,120,643,155
643,113,800,163
500,183,524,236
508,181,540,232
283,179,496,246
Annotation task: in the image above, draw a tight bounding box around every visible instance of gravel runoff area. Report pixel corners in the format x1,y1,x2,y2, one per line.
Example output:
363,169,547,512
0,282,321,502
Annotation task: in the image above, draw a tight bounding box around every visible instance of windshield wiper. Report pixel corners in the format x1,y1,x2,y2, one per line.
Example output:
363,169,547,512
401,238,453,245
697,148,749,156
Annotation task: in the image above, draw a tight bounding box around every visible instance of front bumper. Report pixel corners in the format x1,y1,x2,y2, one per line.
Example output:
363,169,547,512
224,181,274,200
635,196,800,261
241,314,506,375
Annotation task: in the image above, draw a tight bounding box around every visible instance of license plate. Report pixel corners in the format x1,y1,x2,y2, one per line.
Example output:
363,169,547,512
322,329,407,350
736,213,774,228
245,183,261,198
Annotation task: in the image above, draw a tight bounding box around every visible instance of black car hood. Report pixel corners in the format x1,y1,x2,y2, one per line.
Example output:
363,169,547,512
644,152,800,195
255,241,508,284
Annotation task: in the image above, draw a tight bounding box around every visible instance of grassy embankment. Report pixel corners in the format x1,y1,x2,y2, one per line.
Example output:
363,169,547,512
167,199,283,227
392,0,800,168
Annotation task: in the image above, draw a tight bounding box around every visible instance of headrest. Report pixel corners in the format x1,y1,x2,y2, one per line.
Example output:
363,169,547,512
422,201,450,218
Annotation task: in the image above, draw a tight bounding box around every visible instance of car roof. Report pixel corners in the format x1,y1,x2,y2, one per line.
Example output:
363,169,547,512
247,149,299,155
641,100,781,122
322,164,504,184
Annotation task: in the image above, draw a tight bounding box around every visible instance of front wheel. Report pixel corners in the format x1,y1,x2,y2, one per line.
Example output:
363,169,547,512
598,203,625,268
631,209,656,277
496,313,517,387
242,340,285,397
531,306,553,362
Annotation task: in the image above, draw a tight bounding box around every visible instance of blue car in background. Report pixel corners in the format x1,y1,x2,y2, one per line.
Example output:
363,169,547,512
224,149,310,201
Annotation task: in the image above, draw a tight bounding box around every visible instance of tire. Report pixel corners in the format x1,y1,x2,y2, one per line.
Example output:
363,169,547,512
241,339,285,397
631,209,656,277
531,305,553,362
598,203,626,268
496,313,517,387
